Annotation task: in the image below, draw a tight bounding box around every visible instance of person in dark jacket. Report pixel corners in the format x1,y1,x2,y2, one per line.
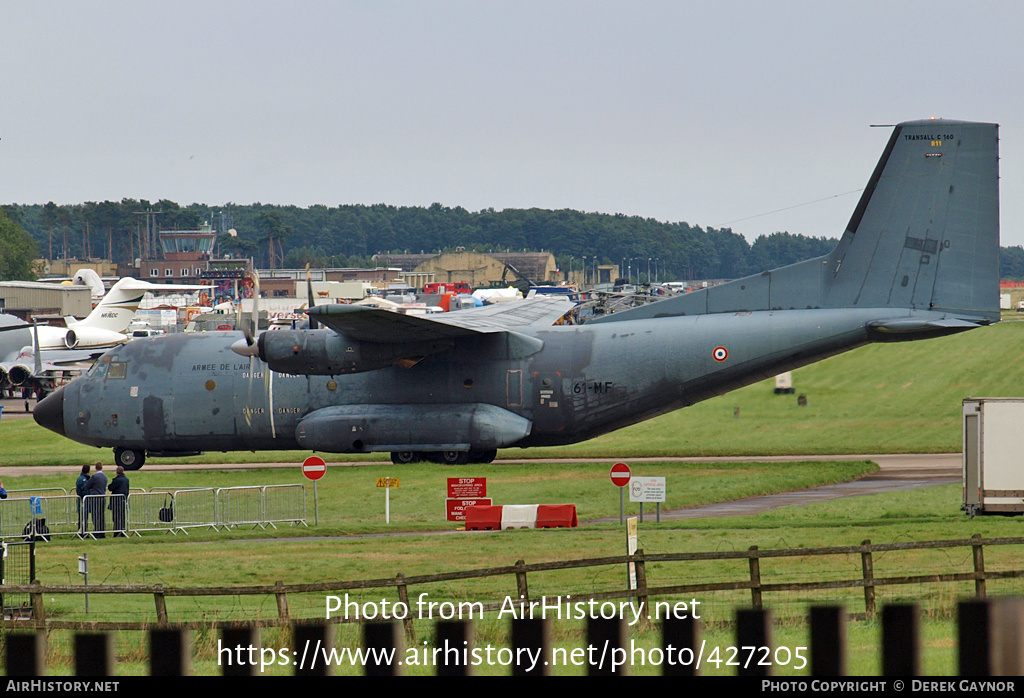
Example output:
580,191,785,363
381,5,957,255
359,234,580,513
75,464,90,533
107,466,130,537
84,462,108,538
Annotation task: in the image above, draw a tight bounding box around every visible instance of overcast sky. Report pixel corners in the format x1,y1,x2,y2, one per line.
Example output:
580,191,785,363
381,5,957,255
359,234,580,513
3,1,1023,247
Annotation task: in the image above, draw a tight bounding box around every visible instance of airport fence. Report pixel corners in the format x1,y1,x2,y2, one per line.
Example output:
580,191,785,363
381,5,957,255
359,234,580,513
3,598,1023,675
0,485,306,540
2,535,1023,632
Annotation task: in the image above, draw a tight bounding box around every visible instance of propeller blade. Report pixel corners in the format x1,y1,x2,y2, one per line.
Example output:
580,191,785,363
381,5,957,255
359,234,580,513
32,322,42,377
251,268,260,339
306,264,319,330
245,355,255,428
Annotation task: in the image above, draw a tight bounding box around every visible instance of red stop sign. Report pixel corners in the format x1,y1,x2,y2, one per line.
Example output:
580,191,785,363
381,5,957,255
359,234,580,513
610,462,631,487
302,456,327,481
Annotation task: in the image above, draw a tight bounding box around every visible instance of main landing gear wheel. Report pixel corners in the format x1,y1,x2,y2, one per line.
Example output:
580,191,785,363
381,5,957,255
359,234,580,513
390,451,421,464
469,449,498,464
114,447,146,471
439,451,470,465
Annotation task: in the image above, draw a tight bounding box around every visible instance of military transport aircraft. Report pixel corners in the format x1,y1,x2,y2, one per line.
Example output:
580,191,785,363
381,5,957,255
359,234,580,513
35,119,1000,470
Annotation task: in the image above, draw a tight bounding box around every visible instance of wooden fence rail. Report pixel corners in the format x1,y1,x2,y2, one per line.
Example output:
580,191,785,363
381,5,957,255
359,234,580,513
5,599,1024,676
3,535,1022,632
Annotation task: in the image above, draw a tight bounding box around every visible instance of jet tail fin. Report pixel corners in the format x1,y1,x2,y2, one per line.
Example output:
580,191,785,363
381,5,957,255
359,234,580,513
593,119,1000,324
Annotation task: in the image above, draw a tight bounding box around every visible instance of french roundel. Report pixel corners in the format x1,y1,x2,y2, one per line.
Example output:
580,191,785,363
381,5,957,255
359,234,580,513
712,346,728,362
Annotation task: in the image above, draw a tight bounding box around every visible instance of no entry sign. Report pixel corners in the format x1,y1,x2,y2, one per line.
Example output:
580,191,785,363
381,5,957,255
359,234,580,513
302,456,327,481
610,462,631,487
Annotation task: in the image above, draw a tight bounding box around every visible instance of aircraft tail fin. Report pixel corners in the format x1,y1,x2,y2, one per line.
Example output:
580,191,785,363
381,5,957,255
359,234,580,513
821,119,999,319
592,119,1000,324
71,277,149,333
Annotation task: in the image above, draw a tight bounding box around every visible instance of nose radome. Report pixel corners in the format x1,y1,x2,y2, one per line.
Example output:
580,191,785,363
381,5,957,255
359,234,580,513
33,386,66,436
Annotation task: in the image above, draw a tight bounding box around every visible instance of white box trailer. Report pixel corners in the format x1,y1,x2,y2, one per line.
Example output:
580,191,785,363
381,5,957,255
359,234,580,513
962,398,1024,517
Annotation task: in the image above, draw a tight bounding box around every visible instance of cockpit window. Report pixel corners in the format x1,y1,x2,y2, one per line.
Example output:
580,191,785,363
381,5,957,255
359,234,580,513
88,361,108,378
107,362,127,379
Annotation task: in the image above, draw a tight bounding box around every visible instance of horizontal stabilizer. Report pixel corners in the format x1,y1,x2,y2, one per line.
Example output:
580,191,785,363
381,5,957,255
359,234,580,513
866,316,983,340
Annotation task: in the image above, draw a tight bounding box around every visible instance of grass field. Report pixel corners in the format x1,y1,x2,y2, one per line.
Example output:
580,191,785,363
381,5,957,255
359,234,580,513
2,320,1023,675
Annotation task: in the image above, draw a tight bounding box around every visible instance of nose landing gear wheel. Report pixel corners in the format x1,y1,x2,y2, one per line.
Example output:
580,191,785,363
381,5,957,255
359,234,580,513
114,447,146,471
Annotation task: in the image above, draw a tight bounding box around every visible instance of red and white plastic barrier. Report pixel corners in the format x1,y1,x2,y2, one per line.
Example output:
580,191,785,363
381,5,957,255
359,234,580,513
465,504,578,530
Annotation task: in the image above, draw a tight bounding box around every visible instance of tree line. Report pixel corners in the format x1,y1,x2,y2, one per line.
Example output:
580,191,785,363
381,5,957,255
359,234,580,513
3,200,1023,282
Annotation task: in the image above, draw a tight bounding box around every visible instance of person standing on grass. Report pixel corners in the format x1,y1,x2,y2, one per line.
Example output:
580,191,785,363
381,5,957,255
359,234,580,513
85,462,108,538
108,466,129,537
76,464,90,532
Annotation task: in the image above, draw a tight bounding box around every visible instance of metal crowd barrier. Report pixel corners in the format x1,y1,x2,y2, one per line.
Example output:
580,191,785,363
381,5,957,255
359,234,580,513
0,485,306,540
127,491,180,534
218,486,266,529
0,496,77,540
173,488,219,534
264,484,307,528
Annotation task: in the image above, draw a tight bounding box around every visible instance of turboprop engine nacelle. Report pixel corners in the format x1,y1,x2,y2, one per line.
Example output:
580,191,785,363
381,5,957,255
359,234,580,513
255,329,454,375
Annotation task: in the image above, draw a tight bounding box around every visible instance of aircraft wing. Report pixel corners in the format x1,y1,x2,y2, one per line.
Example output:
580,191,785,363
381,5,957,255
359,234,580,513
308,296,574,343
